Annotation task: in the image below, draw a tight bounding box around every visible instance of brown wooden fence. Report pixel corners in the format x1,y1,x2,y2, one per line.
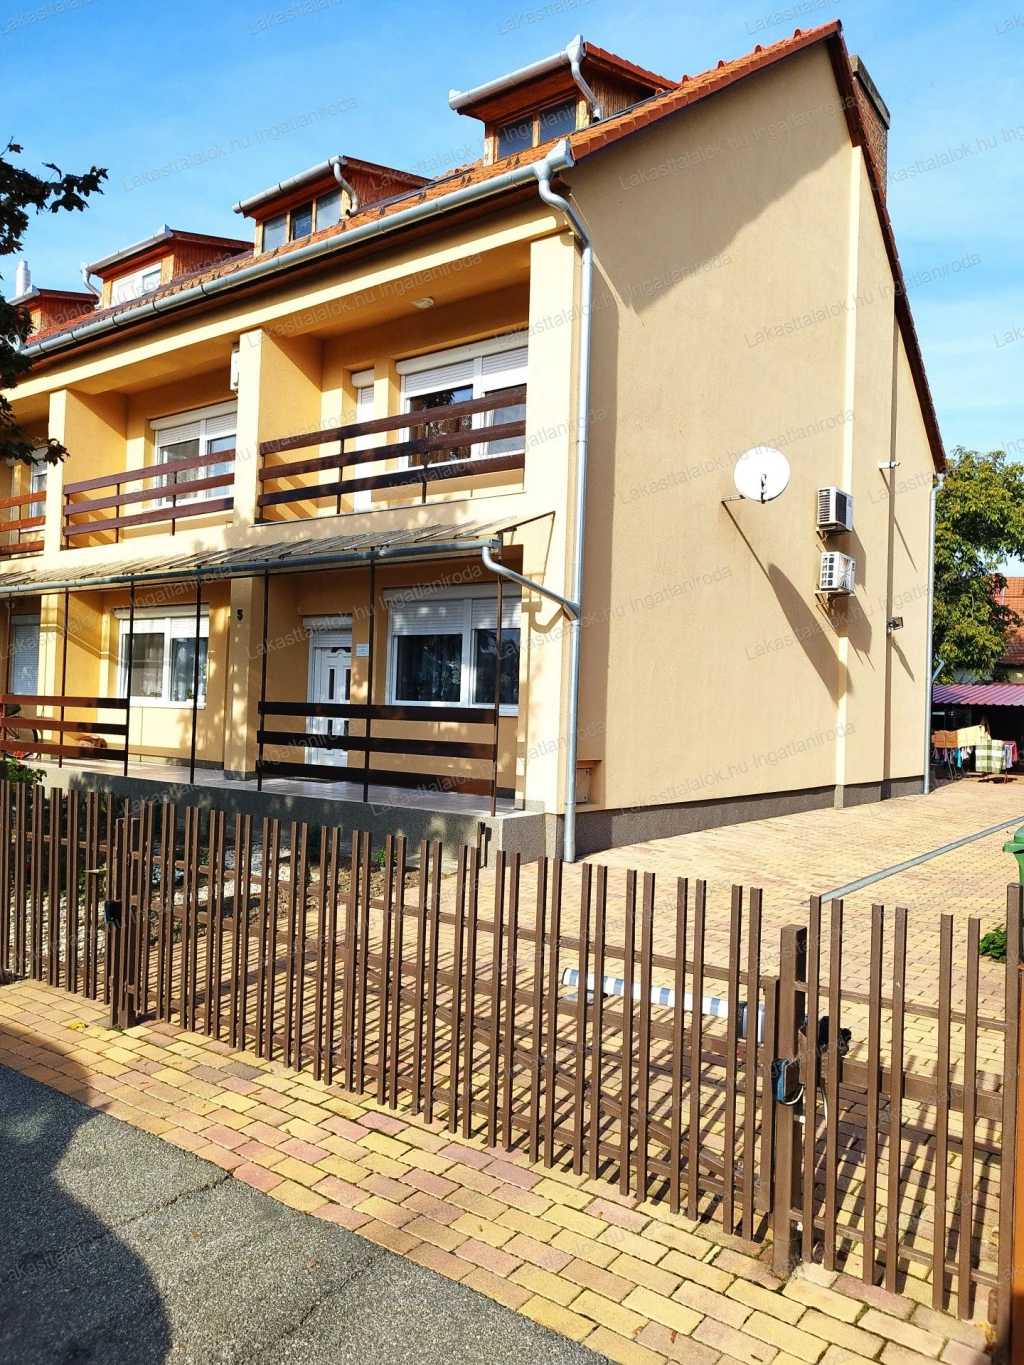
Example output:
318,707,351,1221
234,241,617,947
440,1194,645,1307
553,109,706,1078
0,781,1019,1340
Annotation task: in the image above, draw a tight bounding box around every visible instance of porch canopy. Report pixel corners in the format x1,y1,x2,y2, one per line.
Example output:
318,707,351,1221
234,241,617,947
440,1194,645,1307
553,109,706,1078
0,516,532,810
0,517,527,597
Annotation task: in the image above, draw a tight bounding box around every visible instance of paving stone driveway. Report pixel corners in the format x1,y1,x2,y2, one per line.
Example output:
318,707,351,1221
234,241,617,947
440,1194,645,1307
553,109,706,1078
0,1064,599,1365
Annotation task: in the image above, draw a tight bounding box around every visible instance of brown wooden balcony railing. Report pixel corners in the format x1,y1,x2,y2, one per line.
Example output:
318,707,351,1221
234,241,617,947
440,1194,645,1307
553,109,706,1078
0,491,45,558
0,694,130,765
257,699,501,804
258,386,526,519
63,450,235,545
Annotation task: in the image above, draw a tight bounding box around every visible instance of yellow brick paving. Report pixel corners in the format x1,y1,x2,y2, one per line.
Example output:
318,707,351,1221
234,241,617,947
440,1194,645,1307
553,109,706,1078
0,972,995,1365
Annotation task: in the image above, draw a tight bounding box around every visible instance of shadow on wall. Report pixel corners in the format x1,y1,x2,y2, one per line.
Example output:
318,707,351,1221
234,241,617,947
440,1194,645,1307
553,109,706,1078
0,1055,171,1364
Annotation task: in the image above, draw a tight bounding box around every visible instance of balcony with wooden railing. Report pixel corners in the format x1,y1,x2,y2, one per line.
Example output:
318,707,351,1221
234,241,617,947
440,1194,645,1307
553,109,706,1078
0,491,45,558
63,449,236,546
258,387,526,522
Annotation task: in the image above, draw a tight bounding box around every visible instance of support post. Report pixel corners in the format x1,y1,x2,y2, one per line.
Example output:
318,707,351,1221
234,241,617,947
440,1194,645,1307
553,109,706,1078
58,588,69,769
773,923,806,1278
491,557,503,818
189,578,202,784
1001,883,1023,1359
123,582,136,778
2,597,12,754
257,571,269,792
363,553,375,804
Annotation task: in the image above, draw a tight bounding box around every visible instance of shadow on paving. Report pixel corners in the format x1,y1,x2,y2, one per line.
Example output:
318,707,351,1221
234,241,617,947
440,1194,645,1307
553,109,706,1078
0,1060,602,1364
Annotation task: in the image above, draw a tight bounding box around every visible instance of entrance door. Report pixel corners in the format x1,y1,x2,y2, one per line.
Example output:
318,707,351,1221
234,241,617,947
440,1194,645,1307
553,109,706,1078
306,635,352,767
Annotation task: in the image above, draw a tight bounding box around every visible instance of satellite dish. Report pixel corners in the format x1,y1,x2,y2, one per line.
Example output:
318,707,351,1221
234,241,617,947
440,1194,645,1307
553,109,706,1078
733,446,791,503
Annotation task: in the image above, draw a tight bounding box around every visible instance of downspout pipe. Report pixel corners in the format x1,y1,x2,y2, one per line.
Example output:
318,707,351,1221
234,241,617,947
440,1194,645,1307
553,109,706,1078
922,471,945,795
534,151,593,864
566,36,602,121
331,156,360,216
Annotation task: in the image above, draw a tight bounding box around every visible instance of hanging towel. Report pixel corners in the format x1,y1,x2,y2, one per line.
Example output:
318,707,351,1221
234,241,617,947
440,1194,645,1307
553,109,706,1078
975,737,1006,774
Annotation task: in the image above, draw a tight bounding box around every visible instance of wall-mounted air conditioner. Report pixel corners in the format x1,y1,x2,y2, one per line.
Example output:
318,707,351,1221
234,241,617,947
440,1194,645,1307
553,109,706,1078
818,551,856,595
817,486,854,533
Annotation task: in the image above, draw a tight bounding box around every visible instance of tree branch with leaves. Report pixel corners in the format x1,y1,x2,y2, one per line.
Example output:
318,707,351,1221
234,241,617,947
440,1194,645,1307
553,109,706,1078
933,447,1024,681
1,140,106,465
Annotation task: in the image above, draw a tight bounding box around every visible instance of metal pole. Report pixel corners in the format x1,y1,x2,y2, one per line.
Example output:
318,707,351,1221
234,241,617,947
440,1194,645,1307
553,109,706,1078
363,553,375,804
58,588,69,769
123,582,136,778
2,597,11,755
490,557,503,818
923,472,945,795
189,579,201,785
258,571,269,792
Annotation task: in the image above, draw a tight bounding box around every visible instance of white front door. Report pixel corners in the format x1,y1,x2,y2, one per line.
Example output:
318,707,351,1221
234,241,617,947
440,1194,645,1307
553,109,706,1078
307,635,352,767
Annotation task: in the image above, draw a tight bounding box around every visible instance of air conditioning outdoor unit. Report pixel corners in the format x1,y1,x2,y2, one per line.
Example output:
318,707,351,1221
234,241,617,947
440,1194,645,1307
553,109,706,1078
818,551,856,595
817,486,854,533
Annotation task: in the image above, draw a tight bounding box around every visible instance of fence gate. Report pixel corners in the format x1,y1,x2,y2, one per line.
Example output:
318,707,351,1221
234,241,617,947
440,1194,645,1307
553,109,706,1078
769,891,1022,1349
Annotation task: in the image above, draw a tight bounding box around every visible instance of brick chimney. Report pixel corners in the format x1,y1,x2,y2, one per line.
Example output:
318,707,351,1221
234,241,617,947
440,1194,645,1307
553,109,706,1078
851,56,890,195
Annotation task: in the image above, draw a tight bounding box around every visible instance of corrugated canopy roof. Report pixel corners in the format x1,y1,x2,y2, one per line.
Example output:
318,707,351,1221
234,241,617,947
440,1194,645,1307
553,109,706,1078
933,683,1024,707
0,518,527,598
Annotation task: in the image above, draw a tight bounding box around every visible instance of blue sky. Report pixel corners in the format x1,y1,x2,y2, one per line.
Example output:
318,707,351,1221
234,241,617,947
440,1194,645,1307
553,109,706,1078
2,0,1022,457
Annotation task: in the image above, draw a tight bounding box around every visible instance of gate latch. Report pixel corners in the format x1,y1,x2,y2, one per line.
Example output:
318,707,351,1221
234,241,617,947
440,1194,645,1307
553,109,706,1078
772,1057,804,1106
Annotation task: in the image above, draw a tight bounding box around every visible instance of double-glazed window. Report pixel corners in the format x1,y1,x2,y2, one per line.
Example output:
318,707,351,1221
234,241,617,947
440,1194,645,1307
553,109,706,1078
110,264,163,305
150,402,236,505
386,593,521,712
496,98,578,158
10,615,40,695
117,612,209,706
399,338,527,469
261,187,344,251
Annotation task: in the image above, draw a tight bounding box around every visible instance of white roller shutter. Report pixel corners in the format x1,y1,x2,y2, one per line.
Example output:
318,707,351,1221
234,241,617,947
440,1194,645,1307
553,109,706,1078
470,596,521,631
402,358,475,399
388,599,467,636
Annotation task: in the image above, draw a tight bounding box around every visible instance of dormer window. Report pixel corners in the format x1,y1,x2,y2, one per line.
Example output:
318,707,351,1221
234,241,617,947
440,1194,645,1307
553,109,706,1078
497,99,578,158
291,202,313,239
110,264,163,305
237,158,429,250
450,39,672,165
258,189,347,252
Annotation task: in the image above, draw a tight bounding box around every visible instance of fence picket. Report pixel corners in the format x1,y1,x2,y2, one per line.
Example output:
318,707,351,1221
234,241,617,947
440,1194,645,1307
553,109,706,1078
0,786,1012,1332
885,906,907,1295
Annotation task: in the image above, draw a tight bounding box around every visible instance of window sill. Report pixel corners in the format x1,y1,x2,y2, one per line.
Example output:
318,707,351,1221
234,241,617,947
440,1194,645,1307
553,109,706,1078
124,699,208,710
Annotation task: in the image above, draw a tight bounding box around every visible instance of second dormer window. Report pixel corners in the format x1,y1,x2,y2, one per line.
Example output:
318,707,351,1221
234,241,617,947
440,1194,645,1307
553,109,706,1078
259,188,346,252
496,98,578,158
110,264,163,305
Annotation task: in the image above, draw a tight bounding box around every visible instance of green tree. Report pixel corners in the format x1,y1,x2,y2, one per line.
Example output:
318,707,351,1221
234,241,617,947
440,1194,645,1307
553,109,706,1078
1,140,106,466
933,447,1024,681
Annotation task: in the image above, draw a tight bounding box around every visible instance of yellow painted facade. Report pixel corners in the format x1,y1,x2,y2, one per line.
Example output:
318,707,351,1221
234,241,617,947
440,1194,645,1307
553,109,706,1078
0,38,941,849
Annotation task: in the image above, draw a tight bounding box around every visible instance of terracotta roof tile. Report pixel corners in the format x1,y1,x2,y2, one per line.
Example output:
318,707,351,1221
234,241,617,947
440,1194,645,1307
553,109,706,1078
25,19,944,472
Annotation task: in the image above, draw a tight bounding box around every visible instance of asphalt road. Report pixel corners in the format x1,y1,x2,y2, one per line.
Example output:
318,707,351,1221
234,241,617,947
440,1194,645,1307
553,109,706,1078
0,1064,603,1364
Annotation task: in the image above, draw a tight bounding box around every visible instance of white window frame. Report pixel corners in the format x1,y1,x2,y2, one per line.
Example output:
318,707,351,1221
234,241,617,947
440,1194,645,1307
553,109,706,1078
110,263,163,305
384,586,521,715
398,334,527,468
149,400,237,506
116,608,210,709
10,614,40,696
27,450,48,520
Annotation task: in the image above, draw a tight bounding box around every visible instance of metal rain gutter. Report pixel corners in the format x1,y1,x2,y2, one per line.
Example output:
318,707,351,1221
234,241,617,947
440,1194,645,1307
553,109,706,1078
0,534,514,600
449,43,574,111
233,156,345,216
85,225,173,275
24,141,576,361
923,471,946,795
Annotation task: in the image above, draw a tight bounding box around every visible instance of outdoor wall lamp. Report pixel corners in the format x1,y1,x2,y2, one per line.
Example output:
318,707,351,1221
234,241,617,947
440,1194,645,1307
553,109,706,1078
887,616,904,633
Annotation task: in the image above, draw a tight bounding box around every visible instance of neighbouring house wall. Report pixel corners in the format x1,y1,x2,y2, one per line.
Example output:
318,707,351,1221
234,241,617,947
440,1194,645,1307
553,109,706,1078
570,43,935,818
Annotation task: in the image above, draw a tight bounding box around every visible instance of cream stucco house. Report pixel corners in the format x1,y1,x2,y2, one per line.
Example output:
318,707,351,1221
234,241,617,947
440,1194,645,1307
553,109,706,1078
0,20,943,859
